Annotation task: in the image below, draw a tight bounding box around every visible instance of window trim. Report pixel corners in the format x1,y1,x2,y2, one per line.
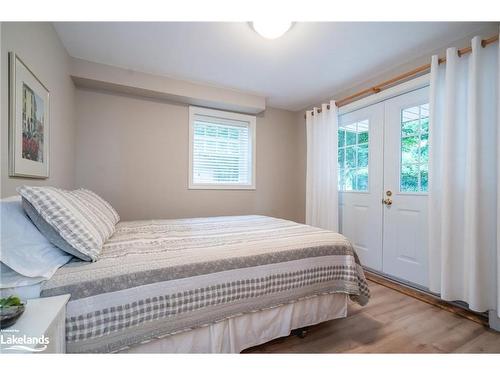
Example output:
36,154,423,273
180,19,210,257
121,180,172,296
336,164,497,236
188,106,256,190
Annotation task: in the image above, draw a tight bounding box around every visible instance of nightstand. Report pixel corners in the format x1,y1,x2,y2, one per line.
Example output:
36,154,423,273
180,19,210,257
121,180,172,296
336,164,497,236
0,294,70,354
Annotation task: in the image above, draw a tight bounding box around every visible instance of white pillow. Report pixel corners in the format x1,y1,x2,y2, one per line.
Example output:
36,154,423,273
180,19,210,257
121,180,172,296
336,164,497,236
0,196,72,278
0,263,44,299
0,285,42,300
0,262,45,288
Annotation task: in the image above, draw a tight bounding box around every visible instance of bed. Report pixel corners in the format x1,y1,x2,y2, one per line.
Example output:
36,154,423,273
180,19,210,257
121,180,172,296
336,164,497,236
39,215,369,353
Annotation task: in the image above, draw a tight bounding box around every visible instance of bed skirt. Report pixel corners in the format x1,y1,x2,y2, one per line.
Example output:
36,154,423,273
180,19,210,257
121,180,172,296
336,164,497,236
120,293,348,353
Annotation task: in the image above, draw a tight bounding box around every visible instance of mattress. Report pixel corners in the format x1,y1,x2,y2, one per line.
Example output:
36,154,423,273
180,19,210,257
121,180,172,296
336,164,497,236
41,215,370,353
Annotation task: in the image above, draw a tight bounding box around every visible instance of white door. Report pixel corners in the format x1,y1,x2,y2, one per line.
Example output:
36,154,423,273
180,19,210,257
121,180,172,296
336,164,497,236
338,103,384,271
382,87,429,287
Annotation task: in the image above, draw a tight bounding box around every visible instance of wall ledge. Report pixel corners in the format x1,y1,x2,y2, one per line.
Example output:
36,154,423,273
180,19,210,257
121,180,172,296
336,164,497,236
70,58,266,114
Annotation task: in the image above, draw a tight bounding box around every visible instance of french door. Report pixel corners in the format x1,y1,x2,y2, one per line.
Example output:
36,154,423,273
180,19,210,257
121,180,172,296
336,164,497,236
338,103,384,271
338,86,429,288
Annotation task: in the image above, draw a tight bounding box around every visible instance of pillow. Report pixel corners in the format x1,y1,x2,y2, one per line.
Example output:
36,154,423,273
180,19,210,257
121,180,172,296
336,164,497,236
23,189,120,261
17,186,119,262
0,262,46,288
75,188,120,225
0,196,72,278
1,263,45,299
0,284,43,300
22,198,93,261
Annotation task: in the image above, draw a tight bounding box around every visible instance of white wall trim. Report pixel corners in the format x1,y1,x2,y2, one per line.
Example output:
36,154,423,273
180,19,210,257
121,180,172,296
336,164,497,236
338,74,430,115
188,106,257,190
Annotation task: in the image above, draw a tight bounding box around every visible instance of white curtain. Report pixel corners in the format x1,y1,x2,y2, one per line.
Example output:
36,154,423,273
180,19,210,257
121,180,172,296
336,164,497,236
305,101,338,231
428,34,500,317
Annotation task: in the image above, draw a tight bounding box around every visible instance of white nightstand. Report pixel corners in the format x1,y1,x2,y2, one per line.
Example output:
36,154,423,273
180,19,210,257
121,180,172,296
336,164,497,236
0,294,70,354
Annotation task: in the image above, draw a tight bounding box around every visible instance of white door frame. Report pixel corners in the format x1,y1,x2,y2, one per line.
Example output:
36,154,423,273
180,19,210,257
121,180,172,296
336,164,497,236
337,75,431,288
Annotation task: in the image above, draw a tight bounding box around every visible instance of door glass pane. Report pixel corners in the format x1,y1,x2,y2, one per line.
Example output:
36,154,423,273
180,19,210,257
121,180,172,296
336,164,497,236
421,117,429,133
346,130,357,146
420,164,429,191
401,120,419,137
346,146,356,168
338,129,345,148
337,148,345,169
357,168,369,191
338,168,345,189
400,103,429,192
401,163,419,192
338,119,370,192
401,136,419,164
358,131,369,143
357,144,369,167
345,169,356,191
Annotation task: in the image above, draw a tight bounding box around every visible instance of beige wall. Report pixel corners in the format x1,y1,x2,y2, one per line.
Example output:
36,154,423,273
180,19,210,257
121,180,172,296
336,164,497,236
294,110,307,220
1,22,76,197
75,88,305,222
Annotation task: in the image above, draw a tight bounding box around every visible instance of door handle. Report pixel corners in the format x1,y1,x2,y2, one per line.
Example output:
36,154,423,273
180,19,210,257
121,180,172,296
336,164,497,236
382,198,392,206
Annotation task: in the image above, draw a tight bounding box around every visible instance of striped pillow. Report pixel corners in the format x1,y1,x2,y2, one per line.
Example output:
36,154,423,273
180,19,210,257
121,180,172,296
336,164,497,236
17,186,119,261
74,189,120,227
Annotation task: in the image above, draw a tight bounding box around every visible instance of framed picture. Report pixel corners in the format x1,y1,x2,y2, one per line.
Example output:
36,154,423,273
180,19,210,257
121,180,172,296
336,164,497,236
9,52,50,178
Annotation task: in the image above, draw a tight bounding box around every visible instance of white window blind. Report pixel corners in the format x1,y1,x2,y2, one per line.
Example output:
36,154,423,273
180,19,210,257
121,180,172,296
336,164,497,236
189,107,256,189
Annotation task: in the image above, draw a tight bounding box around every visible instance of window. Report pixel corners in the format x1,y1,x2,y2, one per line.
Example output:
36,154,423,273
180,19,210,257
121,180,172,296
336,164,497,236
189,106,256,189
400,103,429,192
338,119,369,192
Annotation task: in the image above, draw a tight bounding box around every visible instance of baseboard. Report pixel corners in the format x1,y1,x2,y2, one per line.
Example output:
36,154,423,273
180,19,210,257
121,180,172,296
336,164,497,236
488,311,500,332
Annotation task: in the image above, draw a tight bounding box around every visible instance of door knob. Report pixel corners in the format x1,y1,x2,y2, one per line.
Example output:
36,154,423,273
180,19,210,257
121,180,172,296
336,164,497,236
382,198,392,206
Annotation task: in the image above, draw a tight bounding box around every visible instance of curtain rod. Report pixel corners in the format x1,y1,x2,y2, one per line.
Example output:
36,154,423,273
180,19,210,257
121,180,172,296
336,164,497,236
304,34,499,119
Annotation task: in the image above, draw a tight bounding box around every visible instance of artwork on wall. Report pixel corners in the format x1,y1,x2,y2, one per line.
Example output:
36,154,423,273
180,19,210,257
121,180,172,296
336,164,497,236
9,52,50,178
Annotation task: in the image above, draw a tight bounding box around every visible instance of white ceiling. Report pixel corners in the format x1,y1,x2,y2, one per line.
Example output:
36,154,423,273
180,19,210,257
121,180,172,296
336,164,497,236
54,22,495,111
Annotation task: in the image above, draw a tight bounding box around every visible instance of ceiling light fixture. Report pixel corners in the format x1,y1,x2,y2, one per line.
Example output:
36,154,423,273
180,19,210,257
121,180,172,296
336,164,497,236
251,21,293,40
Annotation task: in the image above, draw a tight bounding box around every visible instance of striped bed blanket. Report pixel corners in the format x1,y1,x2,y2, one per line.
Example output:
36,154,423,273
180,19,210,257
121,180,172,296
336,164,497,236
41,215,370,353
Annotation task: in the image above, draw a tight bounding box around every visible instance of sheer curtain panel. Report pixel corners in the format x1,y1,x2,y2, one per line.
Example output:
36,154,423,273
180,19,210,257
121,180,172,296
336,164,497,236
305,101,339,231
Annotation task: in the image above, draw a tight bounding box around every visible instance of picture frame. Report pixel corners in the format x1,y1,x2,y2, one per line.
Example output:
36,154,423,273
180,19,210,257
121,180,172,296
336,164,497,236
9,52,50,178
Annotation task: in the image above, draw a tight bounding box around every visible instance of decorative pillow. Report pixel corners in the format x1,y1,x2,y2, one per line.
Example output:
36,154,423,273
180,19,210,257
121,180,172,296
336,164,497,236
22,198,93,261
0,196,72,278
17,186,119,262
75,189,120,225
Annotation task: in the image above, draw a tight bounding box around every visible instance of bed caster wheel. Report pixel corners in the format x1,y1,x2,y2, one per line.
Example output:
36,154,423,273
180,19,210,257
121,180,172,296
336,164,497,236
291,328,308,339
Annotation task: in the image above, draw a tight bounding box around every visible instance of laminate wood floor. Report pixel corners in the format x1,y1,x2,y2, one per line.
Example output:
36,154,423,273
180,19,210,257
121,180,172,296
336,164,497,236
243,281,500,353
